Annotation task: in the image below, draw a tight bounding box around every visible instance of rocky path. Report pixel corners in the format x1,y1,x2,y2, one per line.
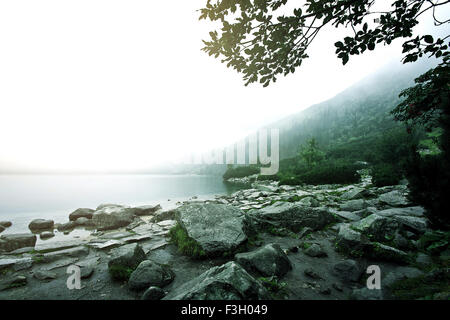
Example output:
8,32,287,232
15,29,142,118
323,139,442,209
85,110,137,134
0,178,448,300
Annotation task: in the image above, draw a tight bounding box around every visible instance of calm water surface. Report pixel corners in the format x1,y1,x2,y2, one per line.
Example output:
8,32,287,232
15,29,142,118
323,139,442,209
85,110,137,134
0,174,245,235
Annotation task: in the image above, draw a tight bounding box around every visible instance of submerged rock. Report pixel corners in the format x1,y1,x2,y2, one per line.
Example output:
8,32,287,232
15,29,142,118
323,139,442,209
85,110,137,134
174,203,248,256
28,219,54,232
235,243,292,277
163,261,270,300
304,243,327,258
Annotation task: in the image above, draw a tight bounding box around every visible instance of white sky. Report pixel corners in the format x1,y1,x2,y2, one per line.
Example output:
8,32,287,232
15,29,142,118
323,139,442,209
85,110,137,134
0,1,447,172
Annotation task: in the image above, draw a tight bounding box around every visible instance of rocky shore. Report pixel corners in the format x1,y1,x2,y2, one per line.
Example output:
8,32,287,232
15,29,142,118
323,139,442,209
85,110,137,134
0,177,448,300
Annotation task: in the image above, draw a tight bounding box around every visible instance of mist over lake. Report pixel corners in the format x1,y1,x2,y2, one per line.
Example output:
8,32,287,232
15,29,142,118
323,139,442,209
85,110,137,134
0,174,243,234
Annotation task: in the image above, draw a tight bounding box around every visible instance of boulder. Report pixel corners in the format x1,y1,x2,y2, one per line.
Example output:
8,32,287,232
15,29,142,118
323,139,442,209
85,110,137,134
0,233,37,252
75,217,94,227
141,286,166,300
132,204,162,216
392,215,428,234
335,224,369,254
247,202,336,232
69,208,94,221
235,243,292,277
379,190,410,207
128,260,175,291
297,196,319,207
0,226,4,233
92,205,135,231
332,259,363,283
28,219,54,231
341,187,369,200
57,221,76,232
174,203,248,256
150,209,175,223
369,242,409,263
339,199,367,212
33,269,57,280
163,261,271,300
304,243,327,257
0,221,12,228
377,206,425,217
108,243,147,281
351,214,400,242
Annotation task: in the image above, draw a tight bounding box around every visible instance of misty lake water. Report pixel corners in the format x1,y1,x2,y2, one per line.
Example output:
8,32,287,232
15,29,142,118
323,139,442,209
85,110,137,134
0,174,245,236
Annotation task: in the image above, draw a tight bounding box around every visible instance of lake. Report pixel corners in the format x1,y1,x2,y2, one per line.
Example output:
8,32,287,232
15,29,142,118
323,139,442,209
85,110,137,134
0,174,245,235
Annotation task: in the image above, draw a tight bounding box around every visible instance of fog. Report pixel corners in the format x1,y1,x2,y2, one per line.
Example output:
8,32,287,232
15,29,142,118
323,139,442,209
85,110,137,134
0,1,447,173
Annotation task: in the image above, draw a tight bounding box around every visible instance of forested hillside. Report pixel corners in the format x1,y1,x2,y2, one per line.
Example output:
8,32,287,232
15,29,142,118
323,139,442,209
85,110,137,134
271,59,438,160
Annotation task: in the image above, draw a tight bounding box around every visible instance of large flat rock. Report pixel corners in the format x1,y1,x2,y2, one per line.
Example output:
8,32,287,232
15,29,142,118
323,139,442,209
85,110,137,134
174,203,248,256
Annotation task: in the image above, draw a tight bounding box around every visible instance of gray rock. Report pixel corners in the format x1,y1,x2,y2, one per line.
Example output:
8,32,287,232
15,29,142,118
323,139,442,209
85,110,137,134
132,204,162,216
75,217,94,227
0,275,27,291
150,210,175,223
248,202,336,232
0,226,4,233
0,233,37,252
332,259,363,283
108,243,147,281
298,227,314,239
0,257,33,271
379,190,410,207
304,243,327,257
33,269,57,280
339,199,367,212
174,203,248,256
377,206,425,217
92,205,135,231
369,242,409,263
28,219,54,231
128,260,175,291
69,208,94,221
163,261,270,300
335,224,369,253
39,231,55,240
298,196,319,207
57,221,76,232
0,221,12,228
383,266,424,289
235,243,292,277
351,214,400,242
333,211,361,222
79,266,94,279
350,287,383,300
392,215,428,234
141,286,166,300
341,187,368,200
304,267,322,279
